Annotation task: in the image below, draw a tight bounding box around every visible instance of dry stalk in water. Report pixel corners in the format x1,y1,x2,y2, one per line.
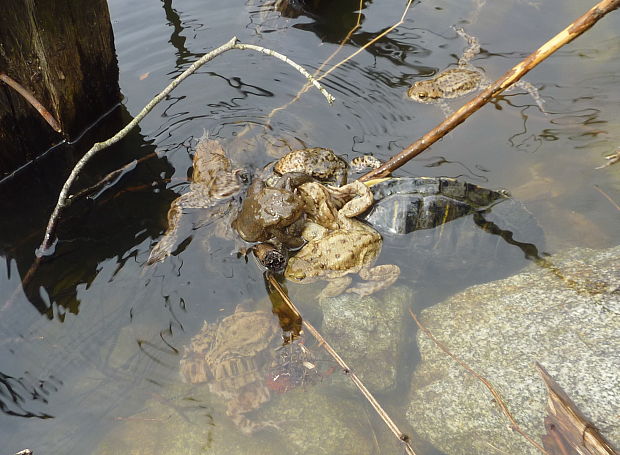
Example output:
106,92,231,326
265,0,365,121
266,0,414,122
36,37,335,256
536,363,619,455
359,0,620,182
593,185,620,212
266,273,417,455
408,308,549,455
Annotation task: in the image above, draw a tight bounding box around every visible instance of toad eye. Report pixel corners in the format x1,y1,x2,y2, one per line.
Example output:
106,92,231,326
417,92,428,99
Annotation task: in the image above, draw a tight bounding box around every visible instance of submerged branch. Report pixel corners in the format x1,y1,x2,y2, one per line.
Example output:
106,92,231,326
0,73,62,133
359,0,620,181
266,273,417,455
36,38,335,256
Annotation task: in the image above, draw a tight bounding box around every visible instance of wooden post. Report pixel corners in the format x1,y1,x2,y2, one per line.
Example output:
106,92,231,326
0,0,120,176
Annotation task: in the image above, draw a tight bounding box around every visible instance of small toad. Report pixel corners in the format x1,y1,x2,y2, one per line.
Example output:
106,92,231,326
274,147,348,186
180,306,281,434
273,147,382,185
284,180,400,298
407,27,545,116
147,135,244,265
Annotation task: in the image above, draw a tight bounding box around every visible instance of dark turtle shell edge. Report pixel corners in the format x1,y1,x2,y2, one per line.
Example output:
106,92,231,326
362,177,509,235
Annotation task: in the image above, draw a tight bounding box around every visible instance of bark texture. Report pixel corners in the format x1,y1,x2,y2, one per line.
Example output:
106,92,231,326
0,0,120,176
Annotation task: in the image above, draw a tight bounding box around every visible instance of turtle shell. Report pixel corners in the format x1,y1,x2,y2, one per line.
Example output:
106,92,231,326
360,177,545,288
361,177,509,234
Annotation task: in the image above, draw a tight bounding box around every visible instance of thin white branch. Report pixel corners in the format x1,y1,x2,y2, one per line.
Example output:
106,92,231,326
37,37,335,255
233,43,335,104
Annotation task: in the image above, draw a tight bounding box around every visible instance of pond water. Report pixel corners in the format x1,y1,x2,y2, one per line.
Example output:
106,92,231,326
1,0,619,453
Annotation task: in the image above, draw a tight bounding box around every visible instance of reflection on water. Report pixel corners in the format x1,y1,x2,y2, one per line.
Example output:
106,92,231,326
0,0,618,453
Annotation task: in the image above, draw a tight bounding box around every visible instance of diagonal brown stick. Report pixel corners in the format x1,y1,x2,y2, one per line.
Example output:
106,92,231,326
266,273,417,455
0,73,62,133
359,0,620,182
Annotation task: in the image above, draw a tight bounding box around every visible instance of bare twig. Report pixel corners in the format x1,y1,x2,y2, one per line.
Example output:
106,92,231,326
36,37,335,256
69,151,161,201
593,185,620,212
265,0,364,121
265,0,414,122
359,0,620,182
266,273,417,455
0,73,62,133
408,308,549,455
234,44,334,104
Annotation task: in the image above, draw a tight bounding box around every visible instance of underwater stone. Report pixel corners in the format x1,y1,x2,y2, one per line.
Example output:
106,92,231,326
319,285,413,393
406,245,620,454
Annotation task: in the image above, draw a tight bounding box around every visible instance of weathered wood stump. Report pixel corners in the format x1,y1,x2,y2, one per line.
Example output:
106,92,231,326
0,0,120,176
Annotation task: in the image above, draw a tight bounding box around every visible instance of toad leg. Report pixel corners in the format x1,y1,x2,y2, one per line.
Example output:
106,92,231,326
147,196,186,265
147,190,217,265
318,276,353,299
226,387,280,435
346,264,401,297
332,181,374,218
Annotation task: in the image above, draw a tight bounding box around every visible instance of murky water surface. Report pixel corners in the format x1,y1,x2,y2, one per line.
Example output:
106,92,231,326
1,0,619,453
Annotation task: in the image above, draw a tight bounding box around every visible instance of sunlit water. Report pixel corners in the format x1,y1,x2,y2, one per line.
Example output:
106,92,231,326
1,0,619,453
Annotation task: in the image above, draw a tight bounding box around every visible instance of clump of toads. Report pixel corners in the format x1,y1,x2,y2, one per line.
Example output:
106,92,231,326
148,136,399,298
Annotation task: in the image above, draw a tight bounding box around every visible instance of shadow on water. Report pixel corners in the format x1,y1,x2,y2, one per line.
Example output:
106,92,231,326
276,0,372,43
161,0,201,67
0,105,177,318
0,371,58,419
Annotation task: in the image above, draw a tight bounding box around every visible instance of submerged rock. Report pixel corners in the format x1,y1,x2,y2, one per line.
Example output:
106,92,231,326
94,375,380,455
406,246,620,454
94,383,282,455
319,286,413,392
258,384,380,455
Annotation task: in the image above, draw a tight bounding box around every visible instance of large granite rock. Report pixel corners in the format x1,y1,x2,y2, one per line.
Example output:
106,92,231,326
319,285,413,392
406,246,620,455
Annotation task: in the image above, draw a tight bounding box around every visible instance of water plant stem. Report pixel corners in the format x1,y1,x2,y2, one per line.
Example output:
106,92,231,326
266,273,417,455
408,308,549,454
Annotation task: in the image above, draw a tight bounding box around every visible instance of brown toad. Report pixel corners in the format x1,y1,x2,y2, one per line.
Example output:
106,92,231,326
273,147,348,186
285,180,400,298
273,147,382,186
179,306,281,434
147,135,244,264
407,27,545,116
231,177,307,249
